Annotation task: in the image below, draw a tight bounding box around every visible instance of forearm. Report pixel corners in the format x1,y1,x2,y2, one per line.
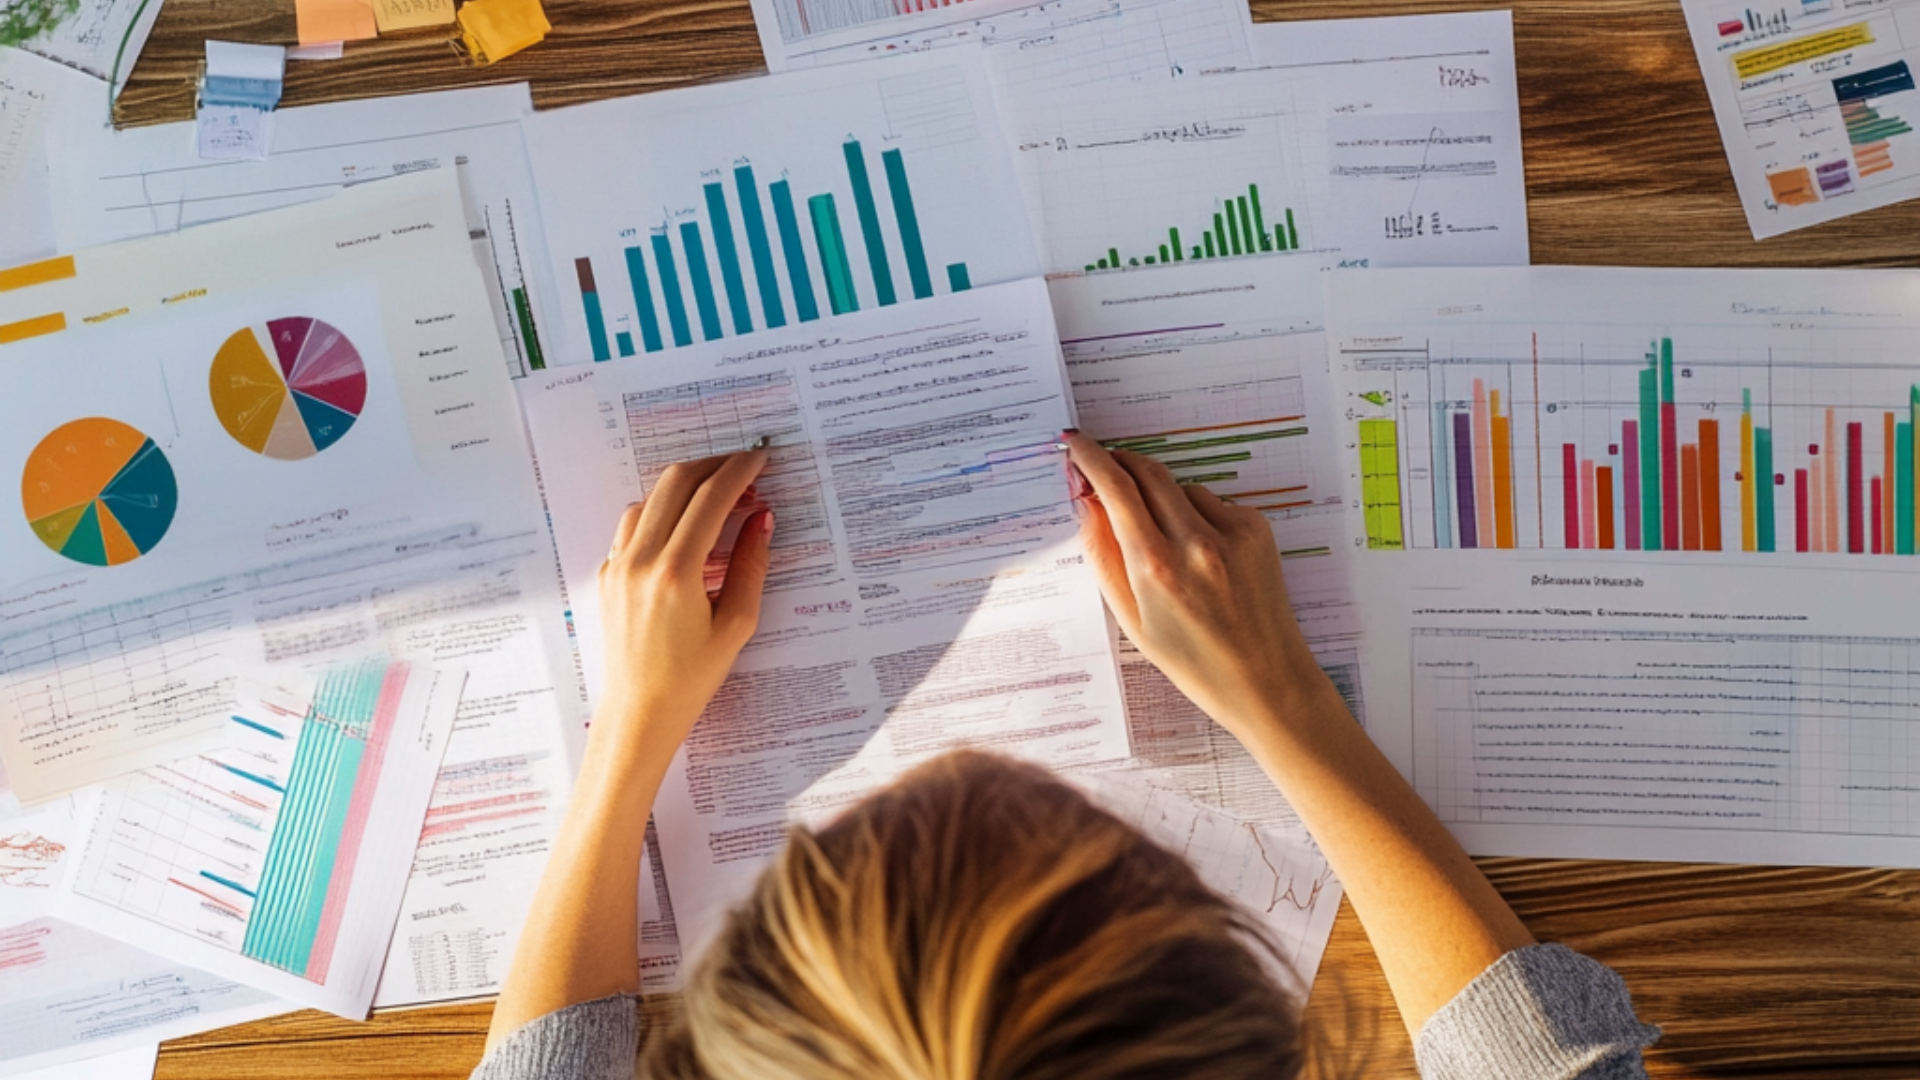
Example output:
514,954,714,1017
1234,645,1533,1034
484,716,672,1052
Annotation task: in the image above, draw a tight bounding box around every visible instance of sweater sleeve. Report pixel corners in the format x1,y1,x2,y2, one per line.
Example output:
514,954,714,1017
469,994,641,1080
1413,943,1660,1080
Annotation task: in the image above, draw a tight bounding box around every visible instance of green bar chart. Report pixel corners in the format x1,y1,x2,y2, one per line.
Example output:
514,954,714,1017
1084,183,1302,273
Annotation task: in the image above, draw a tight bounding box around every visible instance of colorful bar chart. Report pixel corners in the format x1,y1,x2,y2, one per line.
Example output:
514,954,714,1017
1083,183,1302,272
1346,335,1920,556
567,140,974,359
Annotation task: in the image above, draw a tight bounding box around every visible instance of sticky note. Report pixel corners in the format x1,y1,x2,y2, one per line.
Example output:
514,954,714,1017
458,0,550,65
197,105,276,161
297,0,378,45
374,0,456,32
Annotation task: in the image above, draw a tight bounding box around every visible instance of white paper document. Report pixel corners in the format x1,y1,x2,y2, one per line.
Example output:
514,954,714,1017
12,1042,157,1080
0,172,589,1006
0,47,99,266
1075,771,1341,986
1240,11,1530,268
520,51,1040,368
523,278,1132,965
9,0,162,96
750,0,1251,89
1325,266,1920,868
50,84,560,379
0,766,285,1077
58,665,459,1016
1682,0,1920,238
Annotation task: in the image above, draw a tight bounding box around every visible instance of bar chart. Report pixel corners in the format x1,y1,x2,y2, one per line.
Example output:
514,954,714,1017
1341,332,1920,555
1082,181,1302,272
525,55,1039,366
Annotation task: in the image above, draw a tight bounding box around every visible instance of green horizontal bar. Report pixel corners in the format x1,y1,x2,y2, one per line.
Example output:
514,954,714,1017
1122,428,1308,455
1177,472,1240,486
1164,451,1255,470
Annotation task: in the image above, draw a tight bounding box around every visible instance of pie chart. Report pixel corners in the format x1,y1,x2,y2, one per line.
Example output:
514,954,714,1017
21,418,179,567
209,317,367,460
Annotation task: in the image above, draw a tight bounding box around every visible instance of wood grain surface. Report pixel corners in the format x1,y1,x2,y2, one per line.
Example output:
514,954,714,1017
106,1,1920,1077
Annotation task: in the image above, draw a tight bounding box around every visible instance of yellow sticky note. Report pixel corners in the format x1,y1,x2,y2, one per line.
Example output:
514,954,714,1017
297,0,378,45
458,0,550,65
374,0,455,32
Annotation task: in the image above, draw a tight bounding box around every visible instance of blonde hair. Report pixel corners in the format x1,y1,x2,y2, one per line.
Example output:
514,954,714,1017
643,750,1303,1080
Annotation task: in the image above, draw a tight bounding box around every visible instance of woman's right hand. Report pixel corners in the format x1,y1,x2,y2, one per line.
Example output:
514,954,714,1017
1062,431,1326,739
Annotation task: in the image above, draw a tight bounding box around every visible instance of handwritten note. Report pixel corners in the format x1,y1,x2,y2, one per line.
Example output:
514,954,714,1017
296,0,378,45
375,0,456,32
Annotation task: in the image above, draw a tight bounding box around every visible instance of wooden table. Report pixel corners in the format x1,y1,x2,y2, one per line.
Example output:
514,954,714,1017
108,1,1920,1076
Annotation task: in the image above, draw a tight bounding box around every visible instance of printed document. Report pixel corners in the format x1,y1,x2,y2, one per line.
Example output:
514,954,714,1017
1682,0,1920,238
522,278,1132,964
1326,266,1920,868
0,172,589,1005
50,84,560,379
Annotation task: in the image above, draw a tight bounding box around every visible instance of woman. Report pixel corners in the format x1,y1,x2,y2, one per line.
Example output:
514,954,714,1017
471,434,1659,1080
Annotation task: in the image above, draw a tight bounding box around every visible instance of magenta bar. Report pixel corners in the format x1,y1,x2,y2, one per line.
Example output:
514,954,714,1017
1562,443,1581,547
1661,402,1680,549
1847,421,1865,553
1623,420,1642,550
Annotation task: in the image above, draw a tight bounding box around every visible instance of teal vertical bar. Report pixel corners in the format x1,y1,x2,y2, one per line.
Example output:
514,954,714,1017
809,194,859,315
734,167,787,329
842,141,896,306
1236,195,1255,253
650,233,693,347
947,263,970,291
616,331,635,356
769,181,819,323
1755,426,1776,552
1250,184,1268,250
1170,227,1182,261
703,182,754,335
881,149,933,300
1639,365,1662,550
679,222,724,341
622,246,664,353
574,258,611,362
1660,338,1676,404
1286,208,1298,249
1897,422,1913,554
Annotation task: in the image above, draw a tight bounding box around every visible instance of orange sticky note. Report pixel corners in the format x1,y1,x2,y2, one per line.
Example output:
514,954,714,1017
297,0,378,45
374,0,455,32
457,0,550,64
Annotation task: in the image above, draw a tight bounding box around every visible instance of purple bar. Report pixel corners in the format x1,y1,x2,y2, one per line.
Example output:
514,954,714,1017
1623,420,1642,550
1453,411,1478,548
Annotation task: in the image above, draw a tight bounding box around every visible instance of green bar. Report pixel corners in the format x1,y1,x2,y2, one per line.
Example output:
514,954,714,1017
1086,264,1099,272
1236,195,1255,253
1097,258,1108,269
1660,338,1676,403
1274,225,1288,251
842,140,896,306
1192,245,1203,259
1109,247,1121,269
1213,212,1227,257
1225,202,1242,255
1159,244,1170,262
1755,426,1776,553
881,148,933,300
946,263,970,291
1204,232,1217,258
808,194,859,315
1640,365,1662,550
1170,227,1183,261
1250,184,1267,246
1286,208,1298,249
511,287,545,371
1359,418,1405,549
1898,421,1913,555
1144,256,1156,265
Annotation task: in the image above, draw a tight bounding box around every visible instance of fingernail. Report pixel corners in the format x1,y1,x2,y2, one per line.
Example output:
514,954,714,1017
1061,427,1080,436
759,509,776,533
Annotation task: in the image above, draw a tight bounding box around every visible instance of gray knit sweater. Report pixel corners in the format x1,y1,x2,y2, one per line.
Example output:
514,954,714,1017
471,942,1658,1079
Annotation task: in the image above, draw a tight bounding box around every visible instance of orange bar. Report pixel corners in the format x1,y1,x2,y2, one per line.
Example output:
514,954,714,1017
1492,406,1516,549
1597,465,1616,548
0,255,76,292
1681,443,1702,550
1472,380,1495,546
1885,411,1898,555
1700,419,1723,551
0,312,67,344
